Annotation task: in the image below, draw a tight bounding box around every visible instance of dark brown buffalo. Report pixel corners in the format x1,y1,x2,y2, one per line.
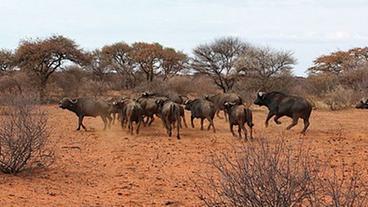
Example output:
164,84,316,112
184,98,216,132
138,92,187,127
205,93,243,120
107,96,127,124
156,99,182,139
114,99,144,135
59,97,112,131
224,102,253,140
137,94,168,126
254,91,312,134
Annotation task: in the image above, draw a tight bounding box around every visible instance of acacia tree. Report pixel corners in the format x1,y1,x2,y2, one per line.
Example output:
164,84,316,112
101,42,136,88
307,47,368,76
160,48,188,80
88,49,111,82
15,35,88,101
0,49,15,74
237,47,296,91
130,42,163,82
192,37,248,92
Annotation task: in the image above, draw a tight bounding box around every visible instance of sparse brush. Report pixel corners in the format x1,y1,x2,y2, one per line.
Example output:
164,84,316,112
0,95,54,174
195,138,368,207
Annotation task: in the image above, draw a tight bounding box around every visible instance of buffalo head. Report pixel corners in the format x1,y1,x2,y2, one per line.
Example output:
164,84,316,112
355,98,368,109
59,98,78,110
224,101,236,109
254,92,267,106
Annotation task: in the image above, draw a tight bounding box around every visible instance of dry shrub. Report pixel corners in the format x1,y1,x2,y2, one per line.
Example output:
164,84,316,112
0,72,33,96
325,86,356,111
80,79,109,97
0,96,54,174
133,75,218,97
196,138,368,207
319,169,368,207
196,139,319,207
306,75,337,97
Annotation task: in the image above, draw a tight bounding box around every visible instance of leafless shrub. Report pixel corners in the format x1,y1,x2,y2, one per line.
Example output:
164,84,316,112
0,96,54,174
318,169,368,207
196,138,368,207
196,138,320,207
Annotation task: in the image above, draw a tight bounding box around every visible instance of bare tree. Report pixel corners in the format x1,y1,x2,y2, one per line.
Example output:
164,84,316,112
237,47,296,91
88,49,111,82
192,37,248,92
15,35,88,101
0,49,15,74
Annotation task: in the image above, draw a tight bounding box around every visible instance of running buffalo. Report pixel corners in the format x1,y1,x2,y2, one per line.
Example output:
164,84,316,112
254,91,312,134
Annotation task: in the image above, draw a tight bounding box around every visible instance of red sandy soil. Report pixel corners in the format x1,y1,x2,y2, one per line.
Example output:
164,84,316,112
0,106,367,206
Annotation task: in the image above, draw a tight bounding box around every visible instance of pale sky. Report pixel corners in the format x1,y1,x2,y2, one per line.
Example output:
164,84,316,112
1,0,368,76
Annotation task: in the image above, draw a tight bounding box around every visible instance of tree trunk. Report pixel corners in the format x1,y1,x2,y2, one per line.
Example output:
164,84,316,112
38,76,48,104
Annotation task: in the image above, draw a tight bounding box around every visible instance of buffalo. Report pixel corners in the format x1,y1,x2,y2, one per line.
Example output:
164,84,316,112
205,93,243,120
114,99,144,135
137,94,168,126
107,96,127,124
138,92,187,127
184,98,216,132
254,91,312,134
355,98,368,109
156,99,182,139
224,102,253,140
141,91,189,104
59,97,112,131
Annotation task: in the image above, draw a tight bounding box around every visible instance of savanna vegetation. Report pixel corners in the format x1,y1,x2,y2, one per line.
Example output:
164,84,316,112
1,35,367,109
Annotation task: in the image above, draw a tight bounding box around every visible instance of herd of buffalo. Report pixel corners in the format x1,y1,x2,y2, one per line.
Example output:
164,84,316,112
58,90,325,140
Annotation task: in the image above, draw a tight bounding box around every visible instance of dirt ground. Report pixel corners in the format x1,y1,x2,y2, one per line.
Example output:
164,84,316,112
0,105,367,206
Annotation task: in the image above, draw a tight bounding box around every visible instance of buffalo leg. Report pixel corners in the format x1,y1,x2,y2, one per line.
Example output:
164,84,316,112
301,118,310,134
265,112,275,127
101,116,108,130
242,124,248,141
200,118,204,130
230,124,236,137
182,115,188,128
208,118,216,133
249,126,253,140
165,118,172,137
274,114,282,125
206,117,214,131
286,116,299,130
238,125,242,139
77,116,86,131
224,111,228,122
107,114,112,129
191,116,195,128
176,120,180,139
130,121,134,135
112,113,116,125
148,115,154,126
136,120,141,135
